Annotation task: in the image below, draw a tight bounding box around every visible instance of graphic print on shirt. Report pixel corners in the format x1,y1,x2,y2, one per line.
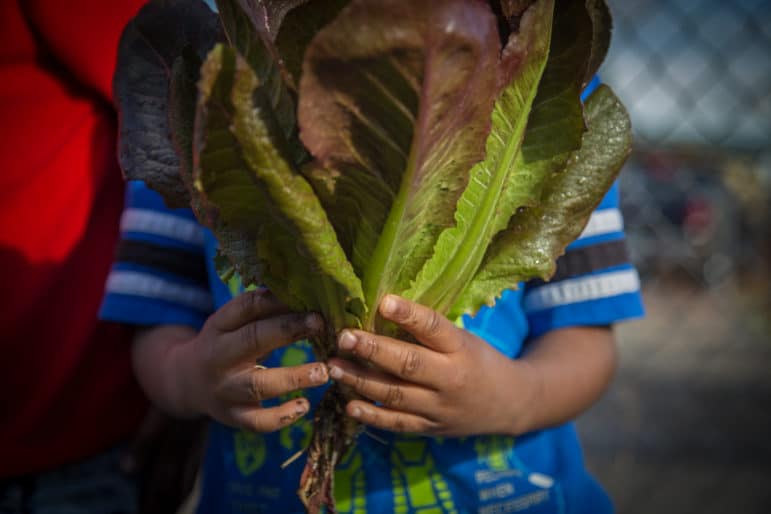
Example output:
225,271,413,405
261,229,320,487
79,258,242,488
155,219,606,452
391,437,458,514
471,435,564,514
231,342,315,478
334,447,368,514
234,430,266,476
278,343,314,452
471,435,523,507
474,435,516,472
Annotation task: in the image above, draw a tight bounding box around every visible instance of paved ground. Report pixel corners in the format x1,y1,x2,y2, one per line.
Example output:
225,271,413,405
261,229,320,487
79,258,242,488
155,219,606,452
577,275,771,514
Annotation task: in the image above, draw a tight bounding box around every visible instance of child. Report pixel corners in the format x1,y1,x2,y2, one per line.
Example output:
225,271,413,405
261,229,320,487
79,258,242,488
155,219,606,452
102,171,643,514
102,64,642,514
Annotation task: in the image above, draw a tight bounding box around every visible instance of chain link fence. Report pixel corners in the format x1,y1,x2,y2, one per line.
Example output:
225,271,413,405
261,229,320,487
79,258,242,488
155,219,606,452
605,0,770,150
578,1,771,513
604,0,770,284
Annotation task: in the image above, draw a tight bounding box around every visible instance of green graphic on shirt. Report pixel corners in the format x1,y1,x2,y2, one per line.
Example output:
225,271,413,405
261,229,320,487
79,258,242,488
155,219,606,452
226,274,257,299
333,447,368,514
227,275,240,298
234,430,266,476
474,435,515,471
280,343,313,367
391,437,458,514
278,343,314,451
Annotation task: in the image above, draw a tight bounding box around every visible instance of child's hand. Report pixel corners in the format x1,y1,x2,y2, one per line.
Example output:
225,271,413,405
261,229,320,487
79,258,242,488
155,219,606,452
173,289,329,432
326,295,537,437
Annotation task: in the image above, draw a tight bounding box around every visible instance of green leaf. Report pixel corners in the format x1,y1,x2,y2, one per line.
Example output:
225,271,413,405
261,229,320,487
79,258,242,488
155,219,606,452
114,0,221,207
297,0,501,329
166,35,264,287
584,0,613,87
497,0,608,92
194,44,365,335
405,0,554,314
215,0,304,161
301,162,393,280
451,85,632,317
521,0,593,163
407,0,600,315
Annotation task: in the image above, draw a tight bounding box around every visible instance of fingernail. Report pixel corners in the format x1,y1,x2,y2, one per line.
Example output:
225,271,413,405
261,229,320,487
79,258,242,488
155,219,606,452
338,330,357,350
328,365,343,380
309,365,328,384
380,295,397,315
350,406,361,418
306,313,323,331
295,399,309,415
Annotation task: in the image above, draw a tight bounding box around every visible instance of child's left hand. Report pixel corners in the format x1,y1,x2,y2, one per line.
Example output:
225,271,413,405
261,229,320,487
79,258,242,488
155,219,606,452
326,294,537,437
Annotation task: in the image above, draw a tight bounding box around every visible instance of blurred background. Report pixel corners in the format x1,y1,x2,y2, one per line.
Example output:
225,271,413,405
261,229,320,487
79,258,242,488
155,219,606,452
576,0,771,513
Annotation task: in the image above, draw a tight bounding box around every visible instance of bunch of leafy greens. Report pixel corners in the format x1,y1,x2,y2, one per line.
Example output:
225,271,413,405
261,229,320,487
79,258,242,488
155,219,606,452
114,0,631,511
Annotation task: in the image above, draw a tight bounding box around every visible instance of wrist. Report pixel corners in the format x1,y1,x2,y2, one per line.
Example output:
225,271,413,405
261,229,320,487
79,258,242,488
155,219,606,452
168,338,206,418
132,325,204,419
498,359,543,436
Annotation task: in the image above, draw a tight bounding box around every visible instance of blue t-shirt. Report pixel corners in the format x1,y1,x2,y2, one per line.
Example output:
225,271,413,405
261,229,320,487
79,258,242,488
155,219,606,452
101,76,644,514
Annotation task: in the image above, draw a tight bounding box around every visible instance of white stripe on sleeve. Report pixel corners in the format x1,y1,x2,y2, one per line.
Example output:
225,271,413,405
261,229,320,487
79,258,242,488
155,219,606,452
576,208,624,240
120,208,205,246
106,270,213,312
523,269,640,312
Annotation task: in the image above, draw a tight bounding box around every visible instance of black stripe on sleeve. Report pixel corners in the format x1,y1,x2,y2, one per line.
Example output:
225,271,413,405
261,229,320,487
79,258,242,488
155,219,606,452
530,239,630,285
117,240,208,284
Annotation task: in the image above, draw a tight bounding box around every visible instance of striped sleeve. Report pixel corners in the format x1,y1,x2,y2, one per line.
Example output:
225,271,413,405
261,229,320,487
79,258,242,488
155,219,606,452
523,182,645,338
99,181,213,329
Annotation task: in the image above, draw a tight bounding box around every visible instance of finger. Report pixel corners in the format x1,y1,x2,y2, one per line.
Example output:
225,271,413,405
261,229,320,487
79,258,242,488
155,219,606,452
334,329,444,388
219,363,329,404
230,398,311,433
346,400,438,435
379,295,462,353
211,289,290,331
218,312,324,365
327,358,435,411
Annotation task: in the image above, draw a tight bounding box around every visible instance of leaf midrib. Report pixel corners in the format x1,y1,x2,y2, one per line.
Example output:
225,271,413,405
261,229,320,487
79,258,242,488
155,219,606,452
415,97,532,311
361,142,418,328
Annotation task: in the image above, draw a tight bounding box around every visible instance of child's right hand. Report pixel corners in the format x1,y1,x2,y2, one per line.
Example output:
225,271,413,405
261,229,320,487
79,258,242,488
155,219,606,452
172,288,329,432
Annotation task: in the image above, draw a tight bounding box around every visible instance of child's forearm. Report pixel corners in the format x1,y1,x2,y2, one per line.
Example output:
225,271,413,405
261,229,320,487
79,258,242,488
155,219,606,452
507,326,617,435
131,325,202,418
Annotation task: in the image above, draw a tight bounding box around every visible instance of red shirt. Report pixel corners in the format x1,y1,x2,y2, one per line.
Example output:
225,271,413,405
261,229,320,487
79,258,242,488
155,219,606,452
0,0,148,476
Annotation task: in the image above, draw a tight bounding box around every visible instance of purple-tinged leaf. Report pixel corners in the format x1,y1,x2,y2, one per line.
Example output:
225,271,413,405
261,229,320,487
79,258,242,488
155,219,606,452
114,0,220,207
215,0,303,161
406,0,554,315
298,0,500,329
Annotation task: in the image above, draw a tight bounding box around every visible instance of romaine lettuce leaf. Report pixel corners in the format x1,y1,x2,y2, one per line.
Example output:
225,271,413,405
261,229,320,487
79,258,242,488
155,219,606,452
194,44,365,337
216,0,305,162
297,0,501,329
405,0,555,314
114,0,221,207
452,85,632,316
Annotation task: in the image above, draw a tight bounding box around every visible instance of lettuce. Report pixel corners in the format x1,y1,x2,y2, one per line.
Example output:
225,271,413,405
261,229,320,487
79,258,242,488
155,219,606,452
113,0,631,511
